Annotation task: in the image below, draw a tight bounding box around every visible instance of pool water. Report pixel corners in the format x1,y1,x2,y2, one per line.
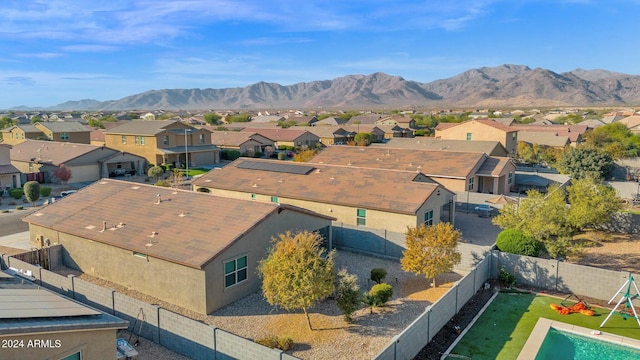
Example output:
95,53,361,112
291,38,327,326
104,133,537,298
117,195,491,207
535,328,640,359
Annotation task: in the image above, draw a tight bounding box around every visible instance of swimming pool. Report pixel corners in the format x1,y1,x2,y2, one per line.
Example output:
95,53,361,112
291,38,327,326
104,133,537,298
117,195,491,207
535,328,640,359
517,318,640,360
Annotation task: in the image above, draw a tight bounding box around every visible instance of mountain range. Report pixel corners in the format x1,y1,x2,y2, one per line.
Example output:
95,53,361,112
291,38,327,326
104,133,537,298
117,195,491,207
35,64,640,111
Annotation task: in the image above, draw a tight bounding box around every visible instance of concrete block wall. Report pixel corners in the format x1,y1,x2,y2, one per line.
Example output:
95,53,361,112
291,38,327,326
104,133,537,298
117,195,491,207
332,223,406,259
455,243,491,272
114,292,160,343
215,328,285,360
72,277,115,315
428,290,456,342
455,272,475,313
4,257,42,283
374,342,396,360
395,310,431,360
40,271,74,298
48,244,64,270
474,256,491,291
498,252,558,289
557,262,628,302
159,308,215,360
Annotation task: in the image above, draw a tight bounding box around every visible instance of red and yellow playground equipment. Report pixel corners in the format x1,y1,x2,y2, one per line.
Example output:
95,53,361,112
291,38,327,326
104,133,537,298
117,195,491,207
550,302,594,316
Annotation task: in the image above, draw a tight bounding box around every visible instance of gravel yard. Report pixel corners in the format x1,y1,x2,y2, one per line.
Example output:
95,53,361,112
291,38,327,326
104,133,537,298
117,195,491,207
60,251,462,360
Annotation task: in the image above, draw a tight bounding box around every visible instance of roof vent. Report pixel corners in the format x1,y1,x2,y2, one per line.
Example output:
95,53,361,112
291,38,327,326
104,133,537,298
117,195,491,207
100,221,107,232
117,222,126,228
252,183,258,187
315,169,321,173
155,194,162,204
149,231,158,237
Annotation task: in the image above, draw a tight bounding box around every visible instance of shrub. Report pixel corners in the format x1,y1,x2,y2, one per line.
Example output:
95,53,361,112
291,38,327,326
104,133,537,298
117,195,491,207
370,268,387,284
256,336,293,351
498,266,517,288
9,188,23,200
496,229,543,257
15,206,23,210
335,270,361,322
365,283,393,310
221,149,241,161
155,180,171,187
39,187,52,197
277,152,286,160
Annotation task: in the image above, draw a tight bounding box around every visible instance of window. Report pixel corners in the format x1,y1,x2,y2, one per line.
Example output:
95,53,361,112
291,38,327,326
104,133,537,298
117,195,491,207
270,196,278,203
61,132,69,140
121,135,126,144
60,351,81,360
163,135,169,145
21,133,24,139
224,255,247,288
140,136,145,145
133,252,148,260
199,133,205,143
251,193,256,200
466,132,472,141
508,171,513,184
357,208,366,226
28,162,34,172
468,177,474,191
424,209,434,226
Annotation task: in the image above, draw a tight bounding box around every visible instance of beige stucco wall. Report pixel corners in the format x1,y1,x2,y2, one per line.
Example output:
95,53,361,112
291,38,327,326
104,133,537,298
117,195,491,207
202,209,332,312
436,121,517,155
1,129,41,145
28,224,208,314
430,177,467,192
105,133,160,164
193,187,447,233
0,328,118,360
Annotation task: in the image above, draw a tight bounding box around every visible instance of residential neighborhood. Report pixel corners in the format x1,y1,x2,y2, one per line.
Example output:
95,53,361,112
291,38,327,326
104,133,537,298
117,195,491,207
2,106,640,360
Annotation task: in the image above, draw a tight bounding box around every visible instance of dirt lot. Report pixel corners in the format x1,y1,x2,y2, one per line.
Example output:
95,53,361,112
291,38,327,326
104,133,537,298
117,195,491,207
571,231,640,272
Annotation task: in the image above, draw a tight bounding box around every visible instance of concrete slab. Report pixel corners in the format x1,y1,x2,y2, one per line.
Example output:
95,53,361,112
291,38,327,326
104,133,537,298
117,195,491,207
0,231,31,251
454,211,501,247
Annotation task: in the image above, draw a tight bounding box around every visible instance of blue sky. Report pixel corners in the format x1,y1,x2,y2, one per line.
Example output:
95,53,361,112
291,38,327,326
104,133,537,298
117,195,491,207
1,0,639,108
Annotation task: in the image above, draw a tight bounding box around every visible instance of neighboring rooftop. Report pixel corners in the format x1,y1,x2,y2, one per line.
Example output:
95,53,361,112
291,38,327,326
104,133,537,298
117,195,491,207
193,158,442,215
11,140,107,165
372,138,507,154
240,128,313,141
34,121,89,132
105,120,184,135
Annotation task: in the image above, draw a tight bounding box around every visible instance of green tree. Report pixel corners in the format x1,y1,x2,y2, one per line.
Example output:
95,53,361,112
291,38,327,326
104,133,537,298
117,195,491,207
258,231,336,330
353,132,376,146
227,114,252,123
335,270,361,322
0,116,16,130
566,178,623,231
401,222,461,288
496,229,543,256
30,115,42,124
204,113,222,125
23,181,41,207
147,165,164,182
292,149,318,162
558,147,614,180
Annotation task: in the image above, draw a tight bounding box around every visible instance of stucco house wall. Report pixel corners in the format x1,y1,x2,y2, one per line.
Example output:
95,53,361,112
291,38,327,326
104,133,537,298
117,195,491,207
0,328,117,360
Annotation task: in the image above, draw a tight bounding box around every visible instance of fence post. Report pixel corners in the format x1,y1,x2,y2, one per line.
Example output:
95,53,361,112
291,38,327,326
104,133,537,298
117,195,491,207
68,275,75,299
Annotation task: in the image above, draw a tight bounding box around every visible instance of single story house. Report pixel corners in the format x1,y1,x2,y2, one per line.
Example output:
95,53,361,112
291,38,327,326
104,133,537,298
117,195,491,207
192,158,455,233
0,271,128,360
240,128,320,149
309,146,516,195
23,179,334,314
306,126,354,145
208,130,275,155
11,140,147,184
373,138,509,157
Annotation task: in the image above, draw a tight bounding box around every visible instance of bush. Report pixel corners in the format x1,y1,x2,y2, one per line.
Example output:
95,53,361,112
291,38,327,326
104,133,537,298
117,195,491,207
256,336,293,351
496,229,543,257
498,266,517,288
365,283,393,309
40,187,52,197
9,188,23,200
15,206,23,210
221,149,241,161
370,268,387,284
155,180,171,187
335,270,361,322
277,152,286,160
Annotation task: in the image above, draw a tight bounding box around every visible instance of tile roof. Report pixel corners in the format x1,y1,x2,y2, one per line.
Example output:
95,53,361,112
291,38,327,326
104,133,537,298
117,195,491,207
511,124,588,142
347,114,384,124
0,164,19,175
436,119,515,132
0,125,40,133
306,127,352,138
241,128,314,141
210,131,268,146
105,120,185,135
11,140,105,165
34,121,89,132
308,146,487,178
372,138,507,155
193,158,442,215
23,179,313,269
517,132,571,147
475,157,511,177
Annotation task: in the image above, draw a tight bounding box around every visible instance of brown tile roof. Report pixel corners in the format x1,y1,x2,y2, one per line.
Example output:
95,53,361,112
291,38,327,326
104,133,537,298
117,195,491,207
0,164,19,175
240,128,314,142
105,120,186,135
210,131,269,147
435,119,515,132
308,146,486,179
475,157,511,177
193,158,442,215
511,124,587,142
23,179,323,269
517,132,570,147
373,138,507,155
11,140,104,165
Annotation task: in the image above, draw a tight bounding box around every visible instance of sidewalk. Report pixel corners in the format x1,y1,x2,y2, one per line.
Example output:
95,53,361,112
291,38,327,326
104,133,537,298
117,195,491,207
0,231,31,251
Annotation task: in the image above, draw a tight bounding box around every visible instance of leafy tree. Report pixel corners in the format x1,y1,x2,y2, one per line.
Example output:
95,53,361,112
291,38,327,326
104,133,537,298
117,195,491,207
170,168,184,188
584,122,640,158
353,132,376,146
264,146,274,158
39,186,52,197
204,113,222,125
30,115,42,124
227,114,252,123
258,231,336,330
493,185,569,241
23,181,41,207
401,222,461,288
158,112,177,120
558,147,613,180
364,283,393,312
53,165,72,184
566,178,622,231
0,116,16,130
370,268,387,284
293,149,317,162
147,165,164,182
335,270,361,322
496,229,543,256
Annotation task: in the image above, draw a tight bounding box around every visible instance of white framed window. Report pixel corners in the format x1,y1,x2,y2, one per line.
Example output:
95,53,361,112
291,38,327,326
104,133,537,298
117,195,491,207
199,133,205,143
466,132,472,141
163,135,169,145
61,132,69,140
424,210,434,226
140,136,145,145
468,177,474,191
356,208,366,226
508,171,513,184
121,135,126,144
224,255,247,288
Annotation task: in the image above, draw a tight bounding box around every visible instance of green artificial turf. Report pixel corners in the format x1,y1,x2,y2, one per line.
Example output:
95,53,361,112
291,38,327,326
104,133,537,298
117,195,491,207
182,168,209,176
450,291,640,360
